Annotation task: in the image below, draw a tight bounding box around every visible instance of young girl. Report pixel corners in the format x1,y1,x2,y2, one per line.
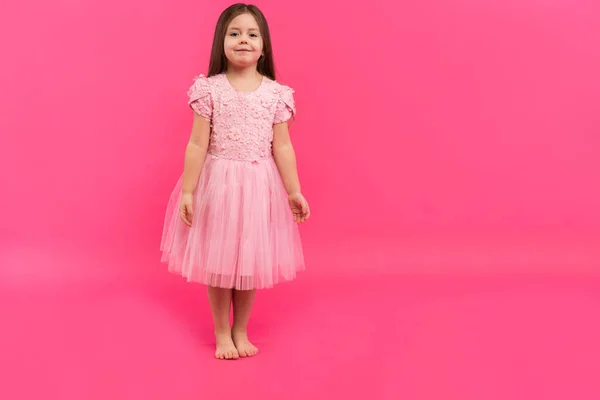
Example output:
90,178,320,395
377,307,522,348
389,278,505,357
160,3,310,360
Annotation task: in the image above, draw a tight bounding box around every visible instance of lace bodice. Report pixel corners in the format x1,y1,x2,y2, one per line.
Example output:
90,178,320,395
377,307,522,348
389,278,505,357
187,73,296,162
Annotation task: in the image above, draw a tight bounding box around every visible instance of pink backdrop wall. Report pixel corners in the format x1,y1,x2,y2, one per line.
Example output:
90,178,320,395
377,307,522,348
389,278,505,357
1,0,599,277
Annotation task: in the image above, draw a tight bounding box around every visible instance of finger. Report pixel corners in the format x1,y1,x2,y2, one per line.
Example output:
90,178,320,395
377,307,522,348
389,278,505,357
180,213,188,226
181,211,191,227
185,205,193,224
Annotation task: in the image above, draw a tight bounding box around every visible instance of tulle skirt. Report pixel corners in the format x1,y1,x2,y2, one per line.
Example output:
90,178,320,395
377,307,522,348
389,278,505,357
160,154,305,290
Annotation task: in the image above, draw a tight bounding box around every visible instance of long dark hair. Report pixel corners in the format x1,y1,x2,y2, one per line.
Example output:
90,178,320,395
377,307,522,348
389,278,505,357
207,3,276,80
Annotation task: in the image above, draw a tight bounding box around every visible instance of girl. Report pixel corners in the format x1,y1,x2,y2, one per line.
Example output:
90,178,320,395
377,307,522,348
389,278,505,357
160,3,310,360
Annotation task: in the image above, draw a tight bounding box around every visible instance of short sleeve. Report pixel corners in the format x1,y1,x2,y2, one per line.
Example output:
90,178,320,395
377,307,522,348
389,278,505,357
273,85,296,125
187,74,212,120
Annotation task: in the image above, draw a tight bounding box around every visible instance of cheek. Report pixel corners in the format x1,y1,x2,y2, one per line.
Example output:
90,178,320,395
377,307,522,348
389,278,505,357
251,40,263,56
224,38,235,52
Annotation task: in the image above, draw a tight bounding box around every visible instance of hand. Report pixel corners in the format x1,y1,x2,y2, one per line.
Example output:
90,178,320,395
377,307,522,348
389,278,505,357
288,192,310,224
180,192,194,227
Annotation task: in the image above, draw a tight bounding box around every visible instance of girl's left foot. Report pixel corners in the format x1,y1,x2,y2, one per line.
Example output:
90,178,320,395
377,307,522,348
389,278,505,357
232,330,259,357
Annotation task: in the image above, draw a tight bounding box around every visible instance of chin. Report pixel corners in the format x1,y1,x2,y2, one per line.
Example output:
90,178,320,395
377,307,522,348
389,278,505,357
228,58,260,68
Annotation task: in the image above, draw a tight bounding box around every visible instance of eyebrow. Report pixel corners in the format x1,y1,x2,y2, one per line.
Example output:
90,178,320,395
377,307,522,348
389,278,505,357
227,27,259,32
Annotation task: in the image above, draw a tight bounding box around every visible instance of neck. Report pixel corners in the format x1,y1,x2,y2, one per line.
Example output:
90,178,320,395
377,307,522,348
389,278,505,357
226,64,261,78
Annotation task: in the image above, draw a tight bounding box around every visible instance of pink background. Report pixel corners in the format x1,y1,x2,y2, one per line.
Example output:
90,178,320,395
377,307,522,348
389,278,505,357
1,0,599,399
2,0,600,276
3,0,600,276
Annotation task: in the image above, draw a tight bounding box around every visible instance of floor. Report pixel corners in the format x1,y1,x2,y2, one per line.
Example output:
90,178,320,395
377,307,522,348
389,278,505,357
1,237,599,399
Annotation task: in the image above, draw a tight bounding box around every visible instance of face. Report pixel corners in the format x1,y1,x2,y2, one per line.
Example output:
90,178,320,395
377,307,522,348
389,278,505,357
224,13,264,68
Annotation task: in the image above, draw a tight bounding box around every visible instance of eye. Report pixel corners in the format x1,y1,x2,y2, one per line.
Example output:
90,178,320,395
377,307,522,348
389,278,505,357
229,32,239,37
250,33,259,38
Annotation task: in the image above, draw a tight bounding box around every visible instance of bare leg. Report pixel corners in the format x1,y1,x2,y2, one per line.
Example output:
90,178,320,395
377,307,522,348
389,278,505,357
207,286,238,360
232,289,259,357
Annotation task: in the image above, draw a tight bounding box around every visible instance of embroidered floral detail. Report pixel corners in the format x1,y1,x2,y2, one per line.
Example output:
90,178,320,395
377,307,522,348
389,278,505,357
187,73,297,162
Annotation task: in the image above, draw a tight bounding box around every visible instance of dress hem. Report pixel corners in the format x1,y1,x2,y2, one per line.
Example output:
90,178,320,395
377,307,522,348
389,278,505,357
161,255,305,290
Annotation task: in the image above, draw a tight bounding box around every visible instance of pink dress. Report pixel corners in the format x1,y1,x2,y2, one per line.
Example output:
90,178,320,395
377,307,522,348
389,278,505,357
160,73,305,290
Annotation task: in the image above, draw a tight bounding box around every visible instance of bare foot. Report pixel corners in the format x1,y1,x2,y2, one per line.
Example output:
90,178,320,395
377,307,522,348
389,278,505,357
215,331,239,360
232,330,258,357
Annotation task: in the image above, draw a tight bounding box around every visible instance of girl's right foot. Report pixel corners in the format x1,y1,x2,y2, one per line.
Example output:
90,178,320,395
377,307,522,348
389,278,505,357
215,330,239,360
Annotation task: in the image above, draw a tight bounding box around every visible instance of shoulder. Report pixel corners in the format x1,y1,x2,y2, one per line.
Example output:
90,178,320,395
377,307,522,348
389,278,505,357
265,78,295,106
188,74,209,95
191,73,223,87
189,73,225,88
267,78,294,95
188,73,223,102
188,74,218,109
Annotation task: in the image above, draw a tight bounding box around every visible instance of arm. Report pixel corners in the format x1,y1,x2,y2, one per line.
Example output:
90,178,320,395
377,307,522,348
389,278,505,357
272,121,301,196
181,113,211,195
273,121,310,223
